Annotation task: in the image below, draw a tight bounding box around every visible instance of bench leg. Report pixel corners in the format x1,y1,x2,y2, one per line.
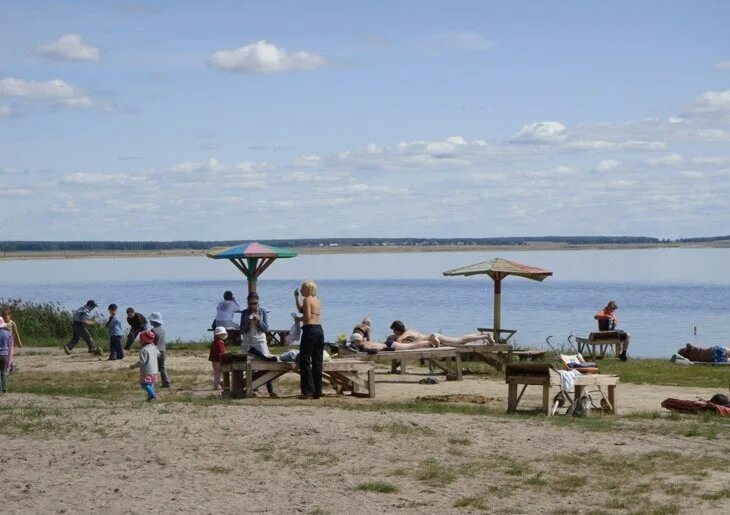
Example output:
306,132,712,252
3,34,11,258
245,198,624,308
368,368,375,398
454,354,463,381
231,370,244,398
608,385,616,414
245,362,253,398
222,370,230,391
507,383,518,413
352,371,361,394
542,385,551,416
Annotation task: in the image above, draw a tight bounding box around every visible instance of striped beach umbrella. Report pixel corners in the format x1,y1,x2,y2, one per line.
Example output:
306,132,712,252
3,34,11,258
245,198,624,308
207,242,297,293
443,258,552,341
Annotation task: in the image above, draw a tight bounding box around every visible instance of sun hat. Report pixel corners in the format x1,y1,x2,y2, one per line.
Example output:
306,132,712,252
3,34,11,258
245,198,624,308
139,329,156,344
149,312,163,325
214,326,228,336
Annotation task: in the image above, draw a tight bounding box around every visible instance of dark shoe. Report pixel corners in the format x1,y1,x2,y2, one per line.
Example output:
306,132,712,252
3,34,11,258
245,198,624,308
162,384,171,389
269,392,279,398
312,395,321,400
297,394,313,400
619,352,628,362
63,345,71,355
265,355,278,362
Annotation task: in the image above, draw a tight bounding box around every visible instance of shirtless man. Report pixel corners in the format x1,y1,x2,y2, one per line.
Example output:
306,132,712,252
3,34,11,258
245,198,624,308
389,320,494,348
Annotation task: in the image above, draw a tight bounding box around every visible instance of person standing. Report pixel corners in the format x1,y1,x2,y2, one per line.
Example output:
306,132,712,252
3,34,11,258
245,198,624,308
295,280,323,400
124,307,148,351
149,312,170,388
594,300,631,361
2,308,22,373
106,303,124,360
64,300,102,355
240,292,278,397
209,326,227,390
129,329,160,401
0,317,11,393
214,291,241,344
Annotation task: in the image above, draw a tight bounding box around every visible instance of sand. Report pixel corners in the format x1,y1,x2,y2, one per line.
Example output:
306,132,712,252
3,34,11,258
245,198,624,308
2,349,729,514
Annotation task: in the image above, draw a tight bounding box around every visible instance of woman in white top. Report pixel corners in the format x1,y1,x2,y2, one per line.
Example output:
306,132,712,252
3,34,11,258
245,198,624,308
214,291,241,343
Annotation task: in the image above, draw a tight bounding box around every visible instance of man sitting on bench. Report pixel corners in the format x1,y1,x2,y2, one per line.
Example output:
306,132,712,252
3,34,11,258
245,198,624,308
594,300,631,361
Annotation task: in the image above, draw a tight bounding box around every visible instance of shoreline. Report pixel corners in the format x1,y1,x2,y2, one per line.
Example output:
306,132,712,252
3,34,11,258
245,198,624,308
1,240,729,261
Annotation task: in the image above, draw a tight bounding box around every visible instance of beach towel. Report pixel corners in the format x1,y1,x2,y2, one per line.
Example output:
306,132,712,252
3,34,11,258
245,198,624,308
660,398,730,417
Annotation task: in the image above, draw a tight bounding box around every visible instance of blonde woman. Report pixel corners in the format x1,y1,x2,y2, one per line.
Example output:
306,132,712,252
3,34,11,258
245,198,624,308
294,280,323,399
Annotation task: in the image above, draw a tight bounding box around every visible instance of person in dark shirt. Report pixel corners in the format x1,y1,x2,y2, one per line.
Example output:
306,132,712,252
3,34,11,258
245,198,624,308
594,301,631,361
124,307,148,351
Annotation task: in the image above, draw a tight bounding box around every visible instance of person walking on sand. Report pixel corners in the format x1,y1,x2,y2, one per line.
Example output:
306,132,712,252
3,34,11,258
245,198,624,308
294,280,324,400
2,308,22,373
129,329,160,401
0,317,11,393
106,303,124,360
594,300,631,361
209,326,227,390
64,300,103,355
149,312,170,388
124,307,148,351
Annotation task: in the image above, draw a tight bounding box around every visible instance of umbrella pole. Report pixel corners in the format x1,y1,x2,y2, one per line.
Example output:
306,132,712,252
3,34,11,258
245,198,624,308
247,257,258,294
493,276,502,342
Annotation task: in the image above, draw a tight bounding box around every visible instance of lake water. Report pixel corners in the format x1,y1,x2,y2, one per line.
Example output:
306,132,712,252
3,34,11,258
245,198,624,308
1,248,729,357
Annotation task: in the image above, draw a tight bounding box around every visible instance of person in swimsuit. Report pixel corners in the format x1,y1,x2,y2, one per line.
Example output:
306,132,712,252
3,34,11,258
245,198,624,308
389,320,494,347
350,318,372,343
295,280,324,399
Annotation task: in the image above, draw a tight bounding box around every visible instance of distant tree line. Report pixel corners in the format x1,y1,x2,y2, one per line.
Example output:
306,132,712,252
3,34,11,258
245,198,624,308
0,236,702,253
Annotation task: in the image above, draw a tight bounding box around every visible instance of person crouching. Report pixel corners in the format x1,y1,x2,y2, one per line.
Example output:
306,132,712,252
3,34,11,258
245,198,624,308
129,329,160,401
210,327,227,390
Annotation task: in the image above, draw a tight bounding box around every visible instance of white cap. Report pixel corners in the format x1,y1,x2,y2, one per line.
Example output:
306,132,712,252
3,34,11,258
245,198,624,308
349,332,364,343
214,326,228,336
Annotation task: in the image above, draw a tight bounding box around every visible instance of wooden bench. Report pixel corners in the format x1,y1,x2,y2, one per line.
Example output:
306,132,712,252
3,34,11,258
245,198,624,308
339,343,514,378
265,329,290,346
575,332,622,359
220,354,374,398
505,363,619,416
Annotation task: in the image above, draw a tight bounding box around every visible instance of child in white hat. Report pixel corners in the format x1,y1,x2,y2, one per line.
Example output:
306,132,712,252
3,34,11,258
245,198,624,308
209,327,228,390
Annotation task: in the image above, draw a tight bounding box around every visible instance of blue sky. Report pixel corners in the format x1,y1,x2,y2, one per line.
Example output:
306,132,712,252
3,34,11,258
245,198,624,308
1,1,729,240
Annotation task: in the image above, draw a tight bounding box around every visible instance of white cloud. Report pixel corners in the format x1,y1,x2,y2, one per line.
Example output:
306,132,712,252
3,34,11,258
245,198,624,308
690,156,730,167
209,40,326,74
595,159,622,173
0,105,11,117
647,154,683,167
0,188,33,197
429,30,493,51
281,171,342,183
686,90,730,118
680,171,705,179
29,34,100,62
0,77,110,110
713,61,730,71
49,200,79,213
291,155,323,168
61,172,132,185
510,121,567,144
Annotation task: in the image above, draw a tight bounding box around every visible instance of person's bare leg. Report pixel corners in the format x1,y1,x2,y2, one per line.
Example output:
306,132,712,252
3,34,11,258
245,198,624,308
436,333,492,346
392,340,435,350
361,342,387,352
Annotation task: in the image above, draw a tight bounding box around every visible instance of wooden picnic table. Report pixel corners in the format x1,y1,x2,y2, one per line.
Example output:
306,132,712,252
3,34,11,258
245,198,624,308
505,363,619,416
575,332,623,359
220,354,374,398
265,329,290,346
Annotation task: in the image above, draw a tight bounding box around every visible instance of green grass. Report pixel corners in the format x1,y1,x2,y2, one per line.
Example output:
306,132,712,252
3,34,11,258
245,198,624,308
356,481,399,493
371,420,436,437
415,457,458,486
454,496,488,509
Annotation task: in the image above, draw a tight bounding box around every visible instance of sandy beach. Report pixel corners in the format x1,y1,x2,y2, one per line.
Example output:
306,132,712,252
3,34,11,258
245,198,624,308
2,348,728,514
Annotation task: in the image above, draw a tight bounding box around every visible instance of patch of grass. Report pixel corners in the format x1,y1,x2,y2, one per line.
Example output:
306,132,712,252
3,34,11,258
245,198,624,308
447,436,472,446
0,404,81,436
390,467,408,477
207,465,234,474
552,474,587,493
701,487,730,501
525,472,548,487
416,457,458,486
342,401,494,416
356,481,398,493
371,420,436,437
305,449,339,466
454,496,488,509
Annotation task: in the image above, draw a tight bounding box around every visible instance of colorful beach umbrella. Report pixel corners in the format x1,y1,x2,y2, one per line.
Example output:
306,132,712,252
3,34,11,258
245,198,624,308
443,258,552,341
207,242,297,293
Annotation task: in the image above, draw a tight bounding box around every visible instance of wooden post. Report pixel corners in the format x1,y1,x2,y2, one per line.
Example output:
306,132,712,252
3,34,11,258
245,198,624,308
245,361,253,398
492,273,504,342
542,385,551,416
368,368,375,398
247,257,258,293
507,383,517,413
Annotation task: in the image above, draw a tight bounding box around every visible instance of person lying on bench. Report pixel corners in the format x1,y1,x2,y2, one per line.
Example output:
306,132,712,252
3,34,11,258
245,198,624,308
348,332,435,353
389,320,494,347
594,300,631,361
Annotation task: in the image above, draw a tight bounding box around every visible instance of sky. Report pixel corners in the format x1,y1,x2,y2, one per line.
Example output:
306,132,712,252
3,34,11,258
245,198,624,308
0,0,729,241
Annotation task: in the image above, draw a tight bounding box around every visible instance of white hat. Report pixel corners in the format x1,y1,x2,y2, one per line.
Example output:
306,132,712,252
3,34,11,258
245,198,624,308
349,332,364,343
149,312,163,324
214,326,228,336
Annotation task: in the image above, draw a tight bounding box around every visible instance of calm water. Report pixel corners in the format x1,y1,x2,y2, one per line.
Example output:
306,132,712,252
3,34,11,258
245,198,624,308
1,248,729,357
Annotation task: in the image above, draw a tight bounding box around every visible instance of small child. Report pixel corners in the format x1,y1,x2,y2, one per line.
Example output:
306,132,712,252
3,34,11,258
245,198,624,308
106,303,124,360
129,329,160,401
209,326,227,390
0,317,10,393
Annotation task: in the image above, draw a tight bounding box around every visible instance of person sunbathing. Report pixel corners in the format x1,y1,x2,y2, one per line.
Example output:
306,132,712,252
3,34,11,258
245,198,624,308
348,332,435,353
389,320,494,347
677,344,730,363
